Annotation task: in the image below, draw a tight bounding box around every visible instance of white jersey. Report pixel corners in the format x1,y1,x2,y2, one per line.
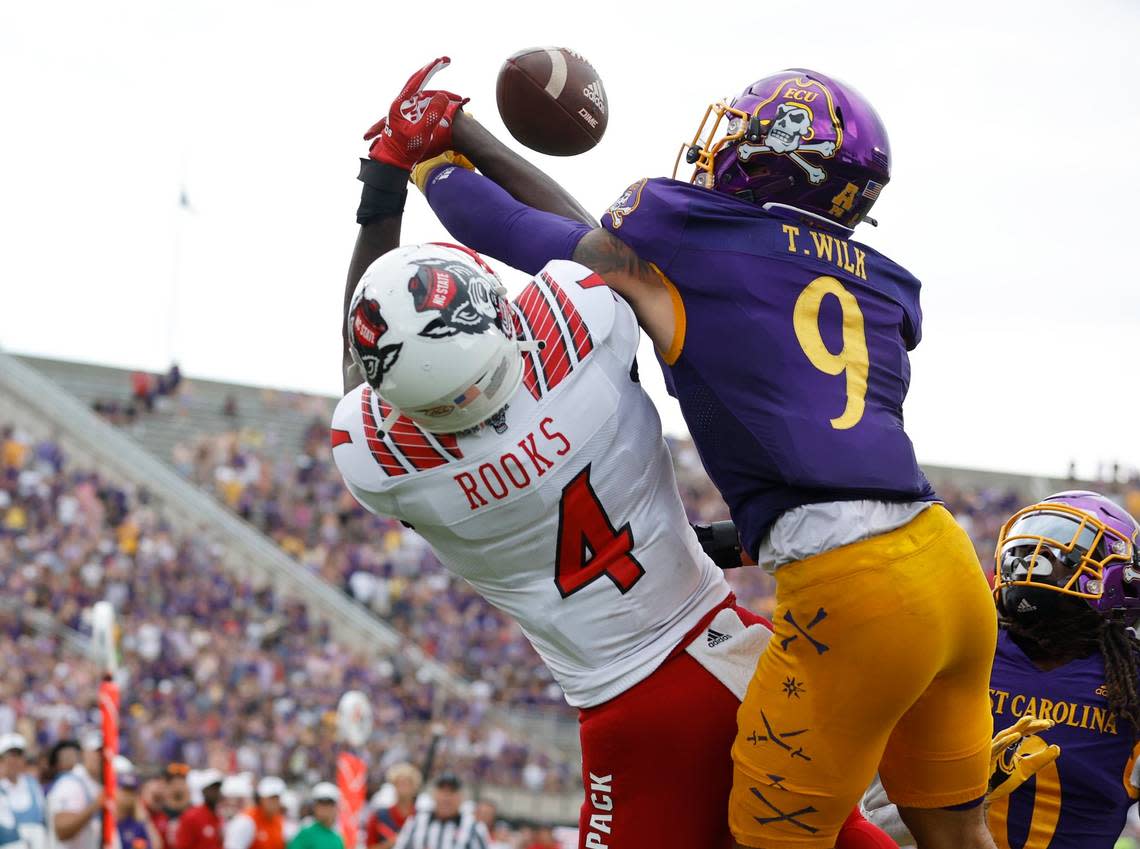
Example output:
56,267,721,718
332,260,729,707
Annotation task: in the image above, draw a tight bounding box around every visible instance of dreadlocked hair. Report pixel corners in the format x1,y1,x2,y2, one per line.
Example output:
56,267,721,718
1098,621,1140,742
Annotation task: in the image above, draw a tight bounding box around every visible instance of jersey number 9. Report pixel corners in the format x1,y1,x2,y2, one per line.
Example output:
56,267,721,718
792,275,869,431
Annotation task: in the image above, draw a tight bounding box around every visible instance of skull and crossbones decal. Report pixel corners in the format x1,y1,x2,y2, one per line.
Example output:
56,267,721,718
737,102,837,185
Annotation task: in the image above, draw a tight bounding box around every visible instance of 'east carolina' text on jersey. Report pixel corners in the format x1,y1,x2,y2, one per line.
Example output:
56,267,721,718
603,178,936,558
331,260,728,708
987,629,1139,849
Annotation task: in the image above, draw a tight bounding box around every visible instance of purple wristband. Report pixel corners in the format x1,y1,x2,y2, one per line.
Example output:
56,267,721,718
423,165,593,276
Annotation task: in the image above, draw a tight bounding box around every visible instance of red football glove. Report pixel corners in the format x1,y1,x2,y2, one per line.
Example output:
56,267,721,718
364,57,469,170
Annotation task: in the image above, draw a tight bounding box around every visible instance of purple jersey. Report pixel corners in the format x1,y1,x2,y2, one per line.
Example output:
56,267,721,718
118,817,152,849
602,178,935,556
988,630,1140,848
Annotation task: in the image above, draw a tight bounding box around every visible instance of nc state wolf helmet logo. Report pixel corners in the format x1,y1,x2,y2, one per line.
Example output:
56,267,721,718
407,258,502,339
349,295,403,384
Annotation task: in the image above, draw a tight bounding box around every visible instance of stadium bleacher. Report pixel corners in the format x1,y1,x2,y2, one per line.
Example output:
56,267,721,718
5,350,1140,832
1,351,581,825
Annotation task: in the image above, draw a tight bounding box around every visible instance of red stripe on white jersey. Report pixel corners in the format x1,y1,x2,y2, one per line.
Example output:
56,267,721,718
512,308,544,400
377,400,450,471
517,282,573,390
330,428,352,448
543,272,594,361
434,432,463,460
360,387,406,477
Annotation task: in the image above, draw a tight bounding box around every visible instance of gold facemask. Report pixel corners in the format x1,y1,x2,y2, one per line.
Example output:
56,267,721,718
673,100,757,188
994,502,1136,602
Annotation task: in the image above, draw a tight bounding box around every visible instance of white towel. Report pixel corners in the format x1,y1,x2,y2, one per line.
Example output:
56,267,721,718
684,607,774,701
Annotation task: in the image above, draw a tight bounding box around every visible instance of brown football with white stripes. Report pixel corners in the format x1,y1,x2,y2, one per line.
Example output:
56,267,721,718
495,47,608,156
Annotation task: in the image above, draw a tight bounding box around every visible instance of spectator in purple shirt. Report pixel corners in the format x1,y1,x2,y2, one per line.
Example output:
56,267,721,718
117,772,162,849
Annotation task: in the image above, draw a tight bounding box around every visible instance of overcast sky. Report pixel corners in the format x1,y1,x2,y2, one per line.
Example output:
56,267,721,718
2,0,1138,478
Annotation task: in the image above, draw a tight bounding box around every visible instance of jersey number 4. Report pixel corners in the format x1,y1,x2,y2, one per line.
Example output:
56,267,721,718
554,464,645,598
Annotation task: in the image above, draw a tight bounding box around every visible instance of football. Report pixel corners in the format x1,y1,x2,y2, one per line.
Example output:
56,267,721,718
496,47,608,156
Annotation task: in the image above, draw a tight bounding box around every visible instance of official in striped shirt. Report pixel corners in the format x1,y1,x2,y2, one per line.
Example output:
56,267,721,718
393,775,488,849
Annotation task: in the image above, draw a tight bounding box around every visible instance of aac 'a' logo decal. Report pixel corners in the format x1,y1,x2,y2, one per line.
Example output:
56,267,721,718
735,76,843,186
408,258,501,339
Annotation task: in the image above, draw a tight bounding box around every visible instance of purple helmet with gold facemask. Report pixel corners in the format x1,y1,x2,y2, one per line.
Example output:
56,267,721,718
675,69,890,229
995,491,1140,622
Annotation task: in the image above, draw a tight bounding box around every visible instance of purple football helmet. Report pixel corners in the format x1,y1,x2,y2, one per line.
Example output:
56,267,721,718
675,69,891,229
995,490,1140,620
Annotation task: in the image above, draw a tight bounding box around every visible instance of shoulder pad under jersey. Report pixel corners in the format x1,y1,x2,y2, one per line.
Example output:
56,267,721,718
330,382,465,503
331,382,386,497
536,259,619,340
513,259,638,387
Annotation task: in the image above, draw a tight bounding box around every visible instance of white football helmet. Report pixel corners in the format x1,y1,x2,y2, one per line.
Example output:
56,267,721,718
347,243,535,434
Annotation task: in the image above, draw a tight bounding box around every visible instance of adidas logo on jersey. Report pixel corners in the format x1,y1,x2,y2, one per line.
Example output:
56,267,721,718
583,80,605,113
1017,598,1037,613
707,628,731,647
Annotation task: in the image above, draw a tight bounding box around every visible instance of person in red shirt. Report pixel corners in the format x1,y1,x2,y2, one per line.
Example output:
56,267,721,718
523,825,559,849
174,770,224,849
364,814,396,849
365,764,421,849
145,762,193,849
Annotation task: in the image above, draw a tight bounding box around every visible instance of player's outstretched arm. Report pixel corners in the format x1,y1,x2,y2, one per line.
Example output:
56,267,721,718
416,147,678,357
341,58,467,394
451,113,597,226
343,213,402,393
570,229,677,356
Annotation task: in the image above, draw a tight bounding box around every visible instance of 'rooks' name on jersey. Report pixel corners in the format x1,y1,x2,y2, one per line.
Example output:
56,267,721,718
454,416,570,510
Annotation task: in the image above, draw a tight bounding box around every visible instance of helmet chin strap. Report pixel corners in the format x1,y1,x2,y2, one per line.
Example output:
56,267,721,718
377,404,402,435
378,342,543,436
762,202,857,234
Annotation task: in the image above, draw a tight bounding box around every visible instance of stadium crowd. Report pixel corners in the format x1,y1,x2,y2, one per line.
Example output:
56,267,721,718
173,423,570,713
0,425,575,802
0,728,569,848
89,366,183,428
6,409,1140,843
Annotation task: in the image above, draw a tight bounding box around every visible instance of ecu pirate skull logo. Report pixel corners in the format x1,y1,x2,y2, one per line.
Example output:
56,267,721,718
605,179,647,229
735,77,843,186
408,258,505,339
349,295,403,384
